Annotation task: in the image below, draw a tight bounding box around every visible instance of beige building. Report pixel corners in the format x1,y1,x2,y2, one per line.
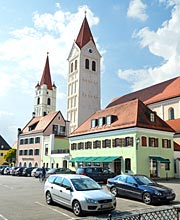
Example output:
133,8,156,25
67,16,101,133
17,54,69,168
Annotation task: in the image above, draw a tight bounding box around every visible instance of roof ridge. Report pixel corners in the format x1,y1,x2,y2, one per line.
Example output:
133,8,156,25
39,53,53,90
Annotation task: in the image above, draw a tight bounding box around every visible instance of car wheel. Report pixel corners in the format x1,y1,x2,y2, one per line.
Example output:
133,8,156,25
46,191,53,205
110,187,118,196
142,192,152,204
72,200,82,216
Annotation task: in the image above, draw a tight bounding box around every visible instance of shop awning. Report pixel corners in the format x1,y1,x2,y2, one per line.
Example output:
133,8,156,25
149,156,170,163
69,157,86,162
69,156,121,163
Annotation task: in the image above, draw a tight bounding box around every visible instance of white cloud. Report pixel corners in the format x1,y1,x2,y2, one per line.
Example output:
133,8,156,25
118,0,180,91
127,0,148,22
0,5,100,98
0,111,13,117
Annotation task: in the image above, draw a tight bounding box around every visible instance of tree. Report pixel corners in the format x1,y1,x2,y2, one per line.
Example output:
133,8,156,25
4,148,16,164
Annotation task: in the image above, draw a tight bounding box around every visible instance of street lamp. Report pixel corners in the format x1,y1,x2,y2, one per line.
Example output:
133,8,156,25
136,137,140,150
136,137,140,174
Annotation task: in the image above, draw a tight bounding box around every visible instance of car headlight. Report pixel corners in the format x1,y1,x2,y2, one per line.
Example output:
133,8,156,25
154,190,162,196
86,198,98,204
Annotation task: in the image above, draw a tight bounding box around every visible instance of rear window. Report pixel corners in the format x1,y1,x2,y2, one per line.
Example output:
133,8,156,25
47,175,57,183
76,168,84,174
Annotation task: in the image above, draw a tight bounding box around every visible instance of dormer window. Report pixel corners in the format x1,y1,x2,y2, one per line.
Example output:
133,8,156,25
91,119,97,128
150,113,155,122
106,115,112,125
98,117,105,127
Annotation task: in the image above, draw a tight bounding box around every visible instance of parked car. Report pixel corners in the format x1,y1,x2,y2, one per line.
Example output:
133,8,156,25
31,167,41,177
0,165,8,175
44,174,116,216
15,167,26,176
31,167,49,178
76,166,115,183
106,174,176,204
22,167,36,177
47,168,76,175
3,166,11,175
10,166,19,175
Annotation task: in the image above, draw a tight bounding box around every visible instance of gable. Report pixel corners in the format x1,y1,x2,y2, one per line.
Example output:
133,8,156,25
70,99,174,137
107,76,180,108
0,135,11,150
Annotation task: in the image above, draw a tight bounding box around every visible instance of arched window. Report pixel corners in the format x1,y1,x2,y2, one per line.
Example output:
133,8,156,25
29,149,33,155
47,98,51,105
24,162,27,167
29,162,32,167
71,62,73,72
169,107,175,120
92,61,96,71
63,160,67,168
85,59,89,69
37,97,40,105
75,60,77,70
35,162,38,167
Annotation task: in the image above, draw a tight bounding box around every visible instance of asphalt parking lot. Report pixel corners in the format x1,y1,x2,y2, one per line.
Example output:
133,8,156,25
0,176,180,220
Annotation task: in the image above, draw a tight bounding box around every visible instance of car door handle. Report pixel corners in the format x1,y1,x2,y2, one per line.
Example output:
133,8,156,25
59,190,62,192
51,186,53,189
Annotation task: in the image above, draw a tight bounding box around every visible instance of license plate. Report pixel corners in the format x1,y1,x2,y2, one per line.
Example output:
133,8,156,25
101,203,111,209
166,195,173,199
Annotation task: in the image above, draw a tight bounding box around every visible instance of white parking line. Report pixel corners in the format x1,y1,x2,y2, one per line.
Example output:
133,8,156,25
35,201,76,219
0,214,9,220
0,183,13,190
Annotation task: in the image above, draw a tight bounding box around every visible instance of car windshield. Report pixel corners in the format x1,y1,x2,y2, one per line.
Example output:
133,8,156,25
134,176,155,185
71,178,101,191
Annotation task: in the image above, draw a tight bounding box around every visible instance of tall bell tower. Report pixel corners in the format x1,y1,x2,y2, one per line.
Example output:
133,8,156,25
34,53,56,116
67,15,101,133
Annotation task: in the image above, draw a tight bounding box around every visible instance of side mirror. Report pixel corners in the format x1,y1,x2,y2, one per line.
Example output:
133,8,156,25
133,183,138,188
66,186,73,191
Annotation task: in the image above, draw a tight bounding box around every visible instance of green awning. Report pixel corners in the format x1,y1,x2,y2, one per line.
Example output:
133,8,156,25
149,156,170,163
103,156,121,162
69,156,121,163
69,157,86,162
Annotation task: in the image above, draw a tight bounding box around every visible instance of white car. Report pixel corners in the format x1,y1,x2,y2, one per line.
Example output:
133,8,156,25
44,174,116,216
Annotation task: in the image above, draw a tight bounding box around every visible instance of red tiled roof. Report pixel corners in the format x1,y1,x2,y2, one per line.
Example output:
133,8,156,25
70,99,174,137
174,141,180,151
39,54,53,90
107,76,180,108
21,111,59,135
166,119,180,133
75,16,95,49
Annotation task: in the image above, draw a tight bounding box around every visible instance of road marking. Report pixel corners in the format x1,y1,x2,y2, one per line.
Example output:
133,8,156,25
35,202,76,219
0,184,13,190
0,214,9,220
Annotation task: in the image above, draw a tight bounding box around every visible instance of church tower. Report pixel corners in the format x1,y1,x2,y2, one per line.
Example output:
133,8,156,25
34,53,56,116
67,15,101,133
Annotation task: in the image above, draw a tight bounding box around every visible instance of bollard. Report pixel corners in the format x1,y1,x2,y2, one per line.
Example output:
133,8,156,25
166,172,168,181
108,213,112,220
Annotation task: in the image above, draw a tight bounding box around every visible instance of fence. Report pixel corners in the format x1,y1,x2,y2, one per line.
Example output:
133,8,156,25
107,207,180,220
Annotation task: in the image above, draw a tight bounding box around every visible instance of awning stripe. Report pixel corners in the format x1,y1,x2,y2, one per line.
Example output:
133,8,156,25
149,156,170,163
69,156,121,163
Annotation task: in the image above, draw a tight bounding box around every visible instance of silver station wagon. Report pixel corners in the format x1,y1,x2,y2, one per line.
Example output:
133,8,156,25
44,174,116,216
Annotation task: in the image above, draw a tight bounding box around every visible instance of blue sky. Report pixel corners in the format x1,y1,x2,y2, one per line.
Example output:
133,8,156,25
0,0,179,145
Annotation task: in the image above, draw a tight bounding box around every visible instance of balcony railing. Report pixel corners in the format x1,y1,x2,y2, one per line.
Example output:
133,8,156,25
51,149,69,154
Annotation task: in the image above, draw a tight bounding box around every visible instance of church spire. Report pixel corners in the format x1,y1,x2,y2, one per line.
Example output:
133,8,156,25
39,52,53,90
75,15,95,49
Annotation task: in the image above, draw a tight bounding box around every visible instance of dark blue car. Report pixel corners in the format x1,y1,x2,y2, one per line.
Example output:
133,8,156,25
106,174,176,204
